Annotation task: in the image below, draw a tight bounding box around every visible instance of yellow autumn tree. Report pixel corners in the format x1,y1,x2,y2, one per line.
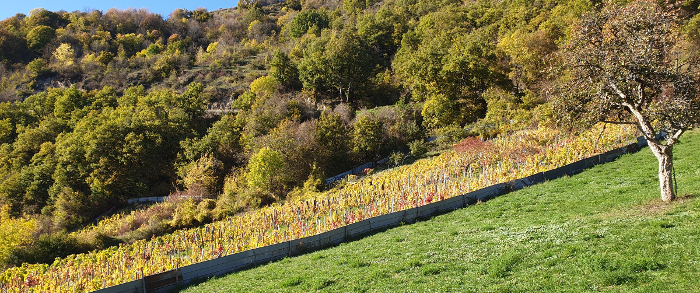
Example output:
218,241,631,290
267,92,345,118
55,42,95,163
0,205,36,267
52,43,76,67
249,75,279,99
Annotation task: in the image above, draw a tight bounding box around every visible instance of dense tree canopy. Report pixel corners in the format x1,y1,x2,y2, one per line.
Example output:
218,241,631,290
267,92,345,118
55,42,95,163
0,84,206,229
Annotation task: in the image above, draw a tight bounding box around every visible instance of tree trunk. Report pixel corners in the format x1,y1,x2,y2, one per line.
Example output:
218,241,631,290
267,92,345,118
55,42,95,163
649,143,675,202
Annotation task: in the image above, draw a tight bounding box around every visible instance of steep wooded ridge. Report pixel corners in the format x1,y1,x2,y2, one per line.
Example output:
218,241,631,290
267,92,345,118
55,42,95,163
0,0,698,271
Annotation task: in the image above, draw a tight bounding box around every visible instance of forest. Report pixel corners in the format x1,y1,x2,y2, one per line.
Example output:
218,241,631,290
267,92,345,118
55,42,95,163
1,0,699,269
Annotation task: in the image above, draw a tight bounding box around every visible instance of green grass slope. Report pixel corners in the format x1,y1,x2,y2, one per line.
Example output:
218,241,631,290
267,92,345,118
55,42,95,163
178,130,700,292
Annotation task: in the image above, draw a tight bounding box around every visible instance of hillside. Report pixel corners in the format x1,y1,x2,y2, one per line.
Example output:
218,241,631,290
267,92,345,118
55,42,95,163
1,0,699,277
0,0,601,266
178,130,700,292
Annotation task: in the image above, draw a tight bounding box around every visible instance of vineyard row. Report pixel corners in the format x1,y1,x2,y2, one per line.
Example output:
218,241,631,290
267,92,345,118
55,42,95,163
0,124,639,293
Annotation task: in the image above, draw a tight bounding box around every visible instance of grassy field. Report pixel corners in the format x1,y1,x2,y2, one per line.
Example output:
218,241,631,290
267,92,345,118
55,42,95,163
178,130,700,292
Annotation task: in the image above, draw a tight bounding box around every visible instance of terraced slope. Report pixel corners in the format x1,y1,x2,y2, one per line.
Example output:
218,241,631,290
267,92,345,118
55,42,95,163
179,130,700,292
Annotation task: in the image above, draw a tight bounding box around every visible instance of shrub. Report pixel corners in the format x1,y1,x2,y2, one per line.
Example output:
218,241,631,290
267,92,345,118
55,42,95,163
0,205,36,268
214,169,266,217
389,151,404,167
408,139,428,157
26,58,48,76
246,147,286,199
196,199,217,222
434,125,469,149
8,231,91,266
178,154,225,198
52,187,91,231
170,199,198,228
352,115,384,162
287,163,325,200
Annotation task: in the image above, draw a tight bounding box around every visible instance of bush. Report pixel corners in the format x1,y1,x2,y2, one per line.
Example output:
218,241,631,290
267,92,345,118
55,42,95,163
0,206,36,268
52,187,91,231
214,169,271,217
8,232,91,266
408,139,428,157
389,151,404,167
169,197,226,229
26,58,48,76
196,199,217,222
178,154,225,198
352,115,384,162
434,125,469,149
246,147,286,199
287,164,325,200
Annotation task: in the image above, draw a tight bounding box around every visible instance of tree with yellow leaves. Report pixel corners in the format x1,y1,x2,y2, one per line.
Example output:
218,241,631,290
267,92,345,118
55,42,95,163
0,205,36,268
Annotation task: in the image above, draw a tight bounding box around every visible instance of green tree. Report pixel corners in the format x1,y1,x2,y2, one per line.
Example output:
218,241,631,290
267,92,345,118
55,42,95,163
315,111,350,175
290,9,329,38
394,23,500,128
179,114,240,167
25,8,65,29
356,8,407,68
323,30,375,103
343,0,379,14
21,141,56,215
297,35,331,96
421,93,458,129
179,154,224,197
249,75,279,99
497,0,592,92
191,8,213,23
53,86,86,120
552,0,699,202
47,84,207,226
26,58,48,76
246,146,286,199
9,116,67,167
26,25,55,53
0,28,29,64
0,119,11,144
250,119,315,185
352,114,384,162
52,187,91,230
115,33,146,57
298,30,375,103
270,51,301,89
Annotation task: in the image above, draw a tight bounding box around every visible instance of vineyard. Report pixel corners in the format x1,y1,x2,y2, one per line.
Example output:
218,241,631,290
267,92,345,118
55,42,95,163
0,124,638,293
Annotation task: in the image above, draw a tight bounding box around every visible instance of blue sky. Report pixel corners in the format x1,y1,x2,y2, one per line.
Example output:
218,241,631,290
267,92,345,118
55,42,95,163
1,0,239,21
